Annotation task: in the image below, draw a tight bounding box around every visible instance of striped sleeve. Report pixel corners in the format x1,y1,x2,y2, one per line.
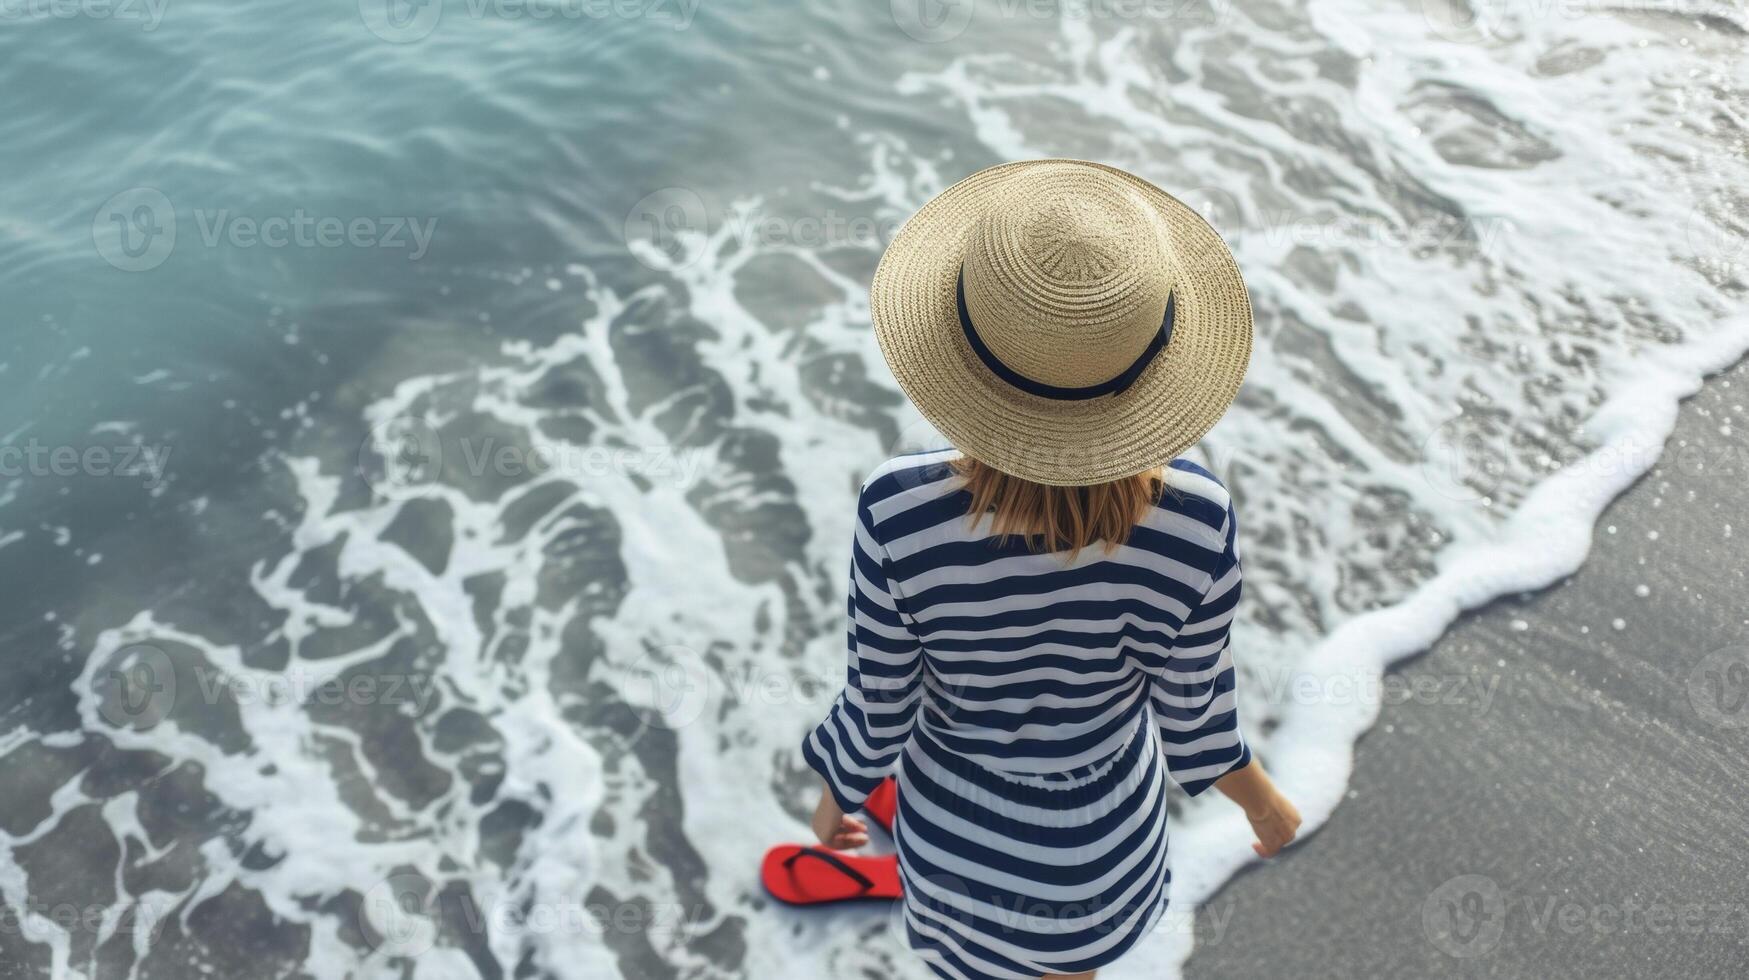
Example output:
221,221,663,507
1149,501,1252,797
801,490,925,813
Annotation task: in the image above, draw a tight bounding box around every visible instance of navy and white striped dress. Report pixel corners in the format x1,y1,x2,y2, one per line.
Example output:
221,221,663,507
802,449,1251,980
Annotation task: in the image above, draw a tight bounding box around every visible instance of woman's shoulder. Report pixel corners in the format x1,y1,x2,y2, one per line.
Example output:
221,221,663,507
858,448,963,505
1155,458,1236,539
853,450,966,551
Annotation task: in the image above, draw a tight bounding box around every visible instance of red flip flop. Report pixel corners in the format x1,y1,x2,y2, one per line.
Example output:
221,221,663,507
761,845,902,905
863,777,897,832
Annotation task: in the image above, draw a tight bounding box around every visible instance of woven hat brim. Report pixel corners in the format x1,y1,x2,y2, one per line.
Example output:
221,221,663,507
870,159,1254,487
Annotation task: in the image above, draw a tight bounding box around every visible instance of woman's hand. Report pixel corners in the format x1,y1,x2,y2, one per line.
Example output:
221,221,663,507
811,783,870,850
1213,759,1302,858
1243,791,1301,858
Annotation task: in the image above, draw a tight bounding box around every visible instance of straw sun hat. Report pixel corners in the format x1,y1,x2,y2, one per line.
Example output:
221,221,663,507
870,159,1253,487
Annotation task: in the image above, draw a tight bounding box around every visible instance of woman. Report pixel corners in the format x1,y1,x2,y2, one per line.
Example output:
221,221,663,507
800,160,1300,980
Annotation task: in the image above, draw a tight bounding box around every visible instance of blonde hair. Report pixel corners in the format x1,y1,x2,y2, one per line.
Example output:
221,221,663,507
951,456,1168,559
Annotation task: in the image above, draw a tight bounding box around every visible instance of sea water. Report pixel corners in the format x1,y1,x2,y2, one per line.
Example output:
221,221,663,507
0,0,1744,977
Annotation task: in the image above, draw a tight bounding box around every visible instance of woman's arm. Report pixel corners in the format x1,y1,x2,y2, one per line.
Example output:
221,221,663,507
1155,495,1301,857
801,481,925,845
1150,500,1251,795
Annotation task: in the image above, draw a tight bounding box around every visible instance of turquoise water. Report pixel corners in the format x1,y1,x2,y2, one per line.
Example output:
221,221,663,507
1,1,1745,977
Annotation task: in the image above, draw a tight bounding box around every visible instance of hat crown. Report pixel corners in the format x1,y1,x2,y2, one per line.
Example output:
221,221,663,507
1021,197,1125,281
962,166,1177,390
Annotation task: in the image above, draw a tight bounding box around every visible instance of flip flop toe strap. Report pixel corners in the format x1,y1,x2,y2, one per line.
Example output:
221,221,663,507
782,847,874,892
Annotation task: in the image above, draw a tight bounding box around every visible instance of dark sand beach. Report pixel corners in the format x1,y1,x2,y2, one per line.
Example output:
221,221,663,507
1189,358,1749,978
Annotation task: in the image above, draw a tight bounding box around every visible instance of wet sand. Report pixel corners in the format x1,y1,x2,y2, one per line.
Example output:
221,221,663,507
1188,358,1749,978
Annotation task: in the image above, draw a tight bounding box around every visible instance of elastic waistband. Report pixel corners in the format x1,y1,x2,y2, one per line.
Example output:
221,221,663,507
910,708,1153,795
